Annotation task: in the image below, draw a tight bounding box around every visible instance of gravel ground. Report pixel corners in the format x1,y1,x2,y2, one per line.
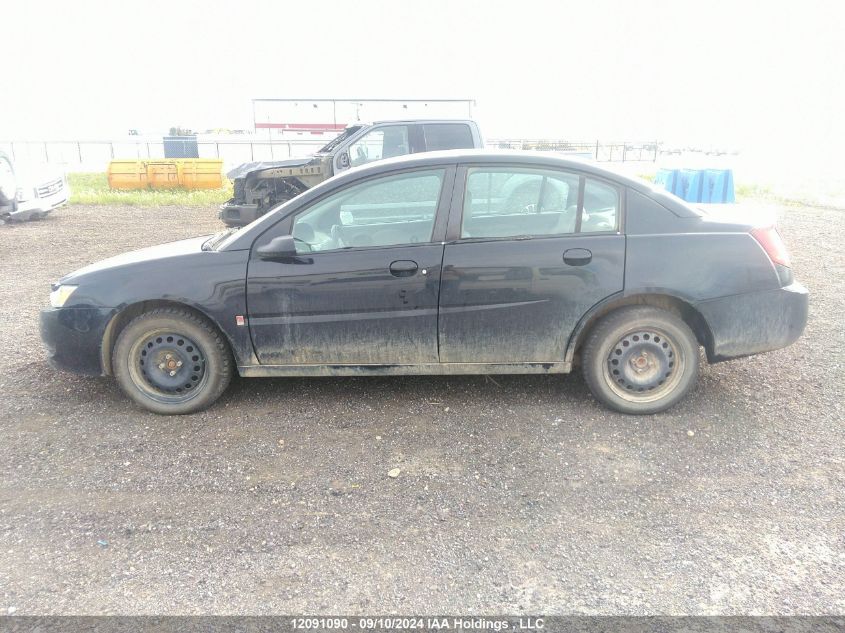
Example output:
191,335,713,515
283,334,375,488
0,202,843,615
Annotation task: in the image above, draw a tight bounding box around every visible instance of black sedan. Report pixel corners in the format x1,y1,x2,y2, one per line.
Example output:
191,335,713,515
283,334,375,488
40,150,808,415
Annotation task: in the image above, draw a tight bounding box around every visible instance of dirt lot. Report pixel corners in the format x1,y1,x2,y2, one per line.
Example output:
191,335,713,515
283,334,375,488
0,202,843,615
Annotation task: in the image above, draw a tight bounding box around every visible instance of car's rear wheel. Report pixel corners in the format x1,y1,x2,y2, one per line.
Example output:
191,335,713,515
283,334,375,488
113,308,232,415
582,306,699,414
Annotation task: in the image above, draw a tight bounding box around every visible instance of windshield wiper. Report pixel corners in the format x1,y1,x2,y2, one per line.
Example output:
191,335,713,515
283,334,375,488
202,228,238,251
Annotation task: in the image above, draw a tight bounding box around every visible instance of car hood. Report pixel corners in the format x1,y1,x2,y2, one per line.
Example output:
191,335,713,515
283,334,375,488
226,157,314,179
60,236,211,284
14,162,65,188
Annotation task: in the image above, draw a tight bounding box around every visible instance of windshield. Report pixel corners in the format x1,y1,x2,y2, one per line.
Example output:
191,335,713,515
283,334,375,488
316,126,363,154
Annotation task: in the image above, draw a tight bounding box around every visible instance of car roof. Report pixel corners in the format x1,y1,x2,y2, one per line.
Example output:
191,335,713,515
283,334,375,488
356,119,476,126
344,149,645,188
343,150,697,216
222,149,697,250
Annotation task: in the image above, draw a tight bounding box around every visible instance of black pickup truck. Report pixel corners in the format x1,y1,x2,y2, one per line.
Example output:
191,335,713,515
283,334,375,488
220,119,483,227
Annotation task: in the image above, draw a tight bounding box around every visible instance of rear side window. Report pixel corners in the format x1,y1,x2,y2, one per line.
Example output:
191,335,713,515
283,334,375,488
461,169,620,239
461,168,580,239
423,124,474,151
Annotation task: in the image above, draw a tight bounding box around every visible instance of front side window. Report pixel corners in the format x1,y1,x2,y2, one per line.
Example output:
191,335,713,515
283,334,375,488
291,169,444,252
461,168,580,239
347,126,410,167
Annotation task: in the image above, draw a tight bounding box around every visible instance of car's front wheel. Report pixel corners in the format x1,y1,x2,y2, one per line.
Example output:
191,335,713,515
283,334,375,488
582,306,700,414
113,308,233,415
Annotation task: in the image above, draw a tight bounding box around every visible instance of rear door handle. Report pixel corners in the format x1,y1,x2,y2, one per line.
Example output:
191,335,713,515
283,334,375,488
563,248,592,266
389,260,419,277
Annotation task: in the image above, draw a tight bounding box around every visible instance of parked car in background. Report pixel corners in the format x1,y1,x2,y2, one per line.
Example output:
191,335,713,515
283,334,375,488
0,151,69,222
41,150,808,416
0,151,17,220
220,119,482,227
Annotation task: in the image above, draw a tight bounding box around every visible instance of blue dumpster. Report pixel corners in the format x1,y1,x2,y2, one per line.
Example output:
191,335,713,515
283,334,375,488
679,169,706,203
703,169,735,203
654,169,680,194
653,168,735,203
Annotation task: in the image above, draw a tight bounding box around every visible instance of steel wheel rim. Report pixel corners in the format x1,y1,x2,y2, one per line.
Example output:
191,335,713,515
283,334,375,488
603,328,685,403
127,330,208,404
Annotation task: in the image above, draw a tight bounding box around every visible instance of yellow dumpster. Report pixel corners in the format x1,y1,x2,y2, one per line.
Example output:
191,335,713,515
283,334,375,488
107,160,148,190
105,159,224,190
146,161,180,189
177,159,224,190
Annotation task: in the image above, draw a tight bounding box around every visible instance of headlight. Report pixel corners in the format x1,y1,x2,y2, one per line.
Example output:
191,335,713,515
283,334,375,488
50,285,78,307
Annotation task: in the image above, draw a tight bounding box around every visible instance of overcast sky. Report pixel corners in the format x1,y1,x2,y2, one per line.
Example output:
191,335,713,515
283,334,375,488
2,0,843,160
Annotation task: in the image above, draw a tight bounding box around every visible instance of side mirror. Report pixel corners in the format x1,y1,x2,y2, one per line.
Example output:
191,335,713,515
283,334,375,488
256,234,298,259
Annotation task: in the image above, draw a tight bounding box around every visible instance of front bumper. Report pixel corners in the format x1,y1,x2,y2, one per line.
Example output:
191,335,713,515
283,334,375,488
13,189,69,220
696,282,809,362
219,201,262,227
40,306,115,375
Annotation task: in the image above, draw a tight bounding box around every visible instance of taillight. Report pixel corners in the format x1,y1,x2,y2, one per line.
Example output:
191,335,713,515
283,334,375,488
751,226,791,268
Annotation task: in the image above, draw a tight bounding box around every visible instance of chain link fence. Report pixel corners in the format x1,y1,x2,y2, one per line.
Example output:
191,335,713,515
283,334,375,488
488,139,659,161
0,137,658,173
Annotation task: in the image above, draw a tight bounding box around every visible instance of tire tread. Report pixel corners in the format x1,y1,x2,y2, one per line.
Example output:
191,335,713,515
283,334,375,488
581,306,699,414
113,307,232,415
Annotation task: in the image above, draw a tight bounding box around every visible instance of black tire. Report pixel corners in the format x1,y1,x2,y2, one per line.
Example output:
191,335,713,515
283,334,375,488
582,306,699,414
113,308,233,415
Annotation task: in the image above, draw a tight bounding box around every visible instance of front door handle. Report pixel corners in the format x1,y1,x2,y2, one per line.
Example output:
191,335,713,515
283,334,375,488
389,260,419,277
563,248,592,266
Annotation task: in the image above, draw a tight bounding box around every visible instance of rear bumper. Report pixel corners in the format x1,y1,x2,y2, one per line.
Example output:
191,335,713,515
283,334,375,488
696,282,809,362
40,306,114,375
219,201,262,227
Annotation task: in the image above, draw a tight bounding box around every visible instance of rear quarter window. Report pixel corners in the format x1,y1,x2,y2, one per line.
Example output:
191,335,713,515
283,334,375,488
423,124,474,151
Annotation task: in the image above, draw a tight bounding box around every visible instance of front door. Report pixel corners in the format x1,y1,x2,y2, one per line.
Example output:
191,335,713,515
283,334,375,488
247,167,453,365
438,165,625,363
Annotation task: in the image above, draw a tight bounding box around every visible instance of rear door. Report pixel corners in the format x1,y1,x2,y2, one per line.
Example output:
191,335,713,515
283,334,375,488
247,166,455,365
438,164,625,363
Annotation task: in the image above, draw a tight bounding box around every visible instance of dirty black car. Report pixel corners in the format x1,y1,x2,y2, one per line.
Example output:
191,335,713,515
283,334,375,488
220,119,482,227
41,150,808,415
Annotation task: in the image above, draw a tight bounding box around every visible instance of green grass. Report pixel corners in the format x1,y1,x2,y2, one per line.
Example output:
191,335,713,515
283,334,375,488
733,182,773,200
68,173,233,207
